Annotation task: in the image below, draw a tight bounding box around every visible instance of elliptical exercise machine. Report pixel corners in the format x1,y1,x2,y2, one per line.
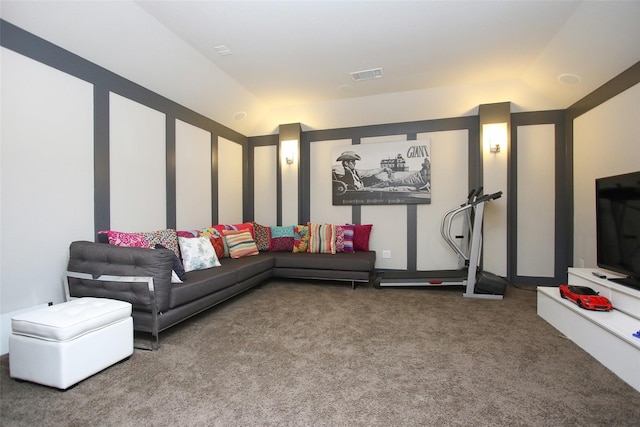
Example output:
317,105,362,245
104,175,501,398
376,189,507,299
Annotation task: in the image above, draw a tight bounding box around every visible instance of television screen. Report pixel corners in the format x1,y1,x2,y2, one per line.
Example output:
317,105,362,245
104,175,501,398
596,171,640,290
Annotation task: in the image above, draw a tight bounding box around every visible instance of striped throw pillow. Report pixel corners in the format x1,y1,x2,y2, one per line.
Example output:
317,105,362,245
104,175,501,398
308,223,336,254
222,230,259,259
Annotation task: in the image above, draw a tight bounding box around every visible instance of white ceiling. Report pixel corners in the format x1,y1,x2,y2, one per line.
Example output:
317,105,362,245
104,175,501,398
2,1,639,136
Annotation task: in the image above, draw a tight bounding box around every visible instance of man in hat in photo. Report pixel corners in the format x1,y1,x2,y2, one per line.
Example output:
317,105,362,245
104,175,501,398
336,151,365,190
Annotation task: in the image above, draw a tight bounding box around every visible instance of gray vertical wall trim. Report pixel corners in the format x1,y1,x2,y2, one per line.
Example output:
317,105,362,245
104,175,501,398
166,117,177,229
510,110,566,286
211,134,219,225
300,134,311,223
276,143,283,226
468,118,481,193
407,205,417,270
242,142,251,222
406,133,417,271
351,137,361,224
245,140,255,221
94,86,110,239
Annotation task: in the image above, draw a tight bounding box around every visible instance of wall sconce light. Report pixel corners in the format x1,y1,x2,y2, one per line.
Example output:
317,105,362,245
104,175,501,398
483,123,507,155
281,139,298,166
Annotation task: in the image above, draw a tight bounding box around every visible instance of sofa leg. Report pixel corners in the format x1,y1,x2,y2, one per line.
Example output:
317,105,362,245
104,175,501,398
134,331,159,351
352,280,356,290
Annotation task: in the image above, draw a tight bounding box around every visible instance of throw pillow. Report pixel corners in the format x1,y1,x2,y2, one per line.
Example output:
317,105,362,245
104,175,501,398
251,222,272,251
352,224,373,251
209,234,226,260
154,244,187,282
308,223,336,254
199,227,229,258
269,226,295,252
293,225,310,253
139,229,180,258
222,230,259,258
107,231,149,248
340,224,355,253
334,225,345,252
211,223,255,239
178,236,221,272
177,230,198,238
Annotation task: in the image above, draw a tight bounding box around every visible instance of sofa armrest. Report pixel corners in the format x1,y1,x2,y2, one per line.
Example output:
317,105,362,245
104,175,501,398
66,241,174,312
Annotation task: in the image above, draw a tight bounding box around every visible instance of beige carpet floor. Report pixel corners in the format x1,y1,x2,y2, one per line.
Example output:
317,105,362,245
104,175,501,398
1,280,639,426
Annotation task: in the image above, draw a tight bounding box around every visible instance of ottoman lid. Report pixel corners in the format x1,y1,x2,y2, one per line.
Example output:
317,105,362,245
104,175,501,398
12,298,132,342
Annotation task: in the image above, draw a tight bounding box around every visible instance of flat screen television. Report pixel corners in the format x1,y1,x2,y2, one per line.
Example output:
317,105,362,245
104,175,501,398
595,171,640,290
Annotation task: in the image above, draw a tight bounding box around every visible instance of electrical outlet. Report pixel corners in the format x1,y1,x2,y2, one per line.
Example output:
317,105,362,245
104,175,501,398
382,250,391,259
578,259,585,268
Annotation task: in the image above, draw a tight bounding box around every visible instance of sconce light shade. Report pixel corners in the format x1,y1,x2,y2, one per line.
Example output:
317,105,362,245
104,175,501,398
483,123,507,155
281,139,298,166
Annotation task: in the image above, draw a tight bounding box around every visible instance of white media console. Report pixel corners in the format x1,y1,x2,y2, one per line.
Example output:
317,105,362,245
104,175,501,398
537,268,640,393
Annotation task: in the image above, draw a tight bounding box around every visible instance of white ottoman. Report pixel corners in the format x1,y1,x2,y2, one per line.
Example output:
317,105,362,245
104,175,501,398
9,297,133,390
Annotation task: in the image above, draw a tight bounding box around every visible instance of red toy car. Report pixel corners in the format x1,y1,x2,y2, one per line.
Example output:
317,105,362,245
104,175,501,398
558,284,613,311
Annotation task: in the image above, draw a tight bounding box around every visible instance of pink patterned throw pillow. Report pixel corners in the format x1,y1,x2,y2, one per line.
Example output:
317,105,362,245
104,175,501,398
337,224,355,253
107,231,149,248
334,225,345,252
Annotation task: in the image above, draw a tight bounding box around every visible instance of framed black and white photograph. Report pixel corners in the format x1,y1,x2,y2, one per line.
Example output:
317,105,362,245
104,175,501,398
331,140,431,205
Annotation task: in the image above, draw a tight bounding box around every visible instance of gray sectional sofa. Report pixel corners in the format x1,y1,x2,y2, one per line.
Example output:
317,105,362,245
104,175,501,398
65,241,376,349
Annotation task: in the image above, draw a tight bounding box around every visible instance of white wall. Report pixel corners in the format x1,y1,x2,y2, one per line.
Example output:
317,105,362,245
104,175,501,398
217,137,243,224
109,93,166,231
176,119,212,230
253,145,277,225
1,48,95,315
573,82,640,268
280,139,299,226
360,135,409,270
516,124,556,277
482,123,508,276
310,139,353,225
416,130,469,271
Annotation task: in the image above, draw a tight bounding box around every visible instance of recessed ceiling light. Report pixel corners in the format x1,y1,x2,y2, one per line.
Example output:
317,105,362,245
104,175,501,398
350,67,383,82
558,73,581,85
234,111,246,121
214,45,233,56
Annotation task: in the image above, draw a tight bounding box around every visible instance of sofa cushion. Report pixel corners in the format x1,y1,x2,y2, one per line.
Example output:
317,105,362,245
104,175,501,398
169,263,238,308
223,253,275,282
273,251,375,272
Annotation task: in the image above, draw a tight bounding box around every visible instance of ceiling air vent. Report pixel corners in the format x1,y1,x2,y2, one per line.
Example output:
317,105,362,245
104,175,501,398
350,67,383,81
